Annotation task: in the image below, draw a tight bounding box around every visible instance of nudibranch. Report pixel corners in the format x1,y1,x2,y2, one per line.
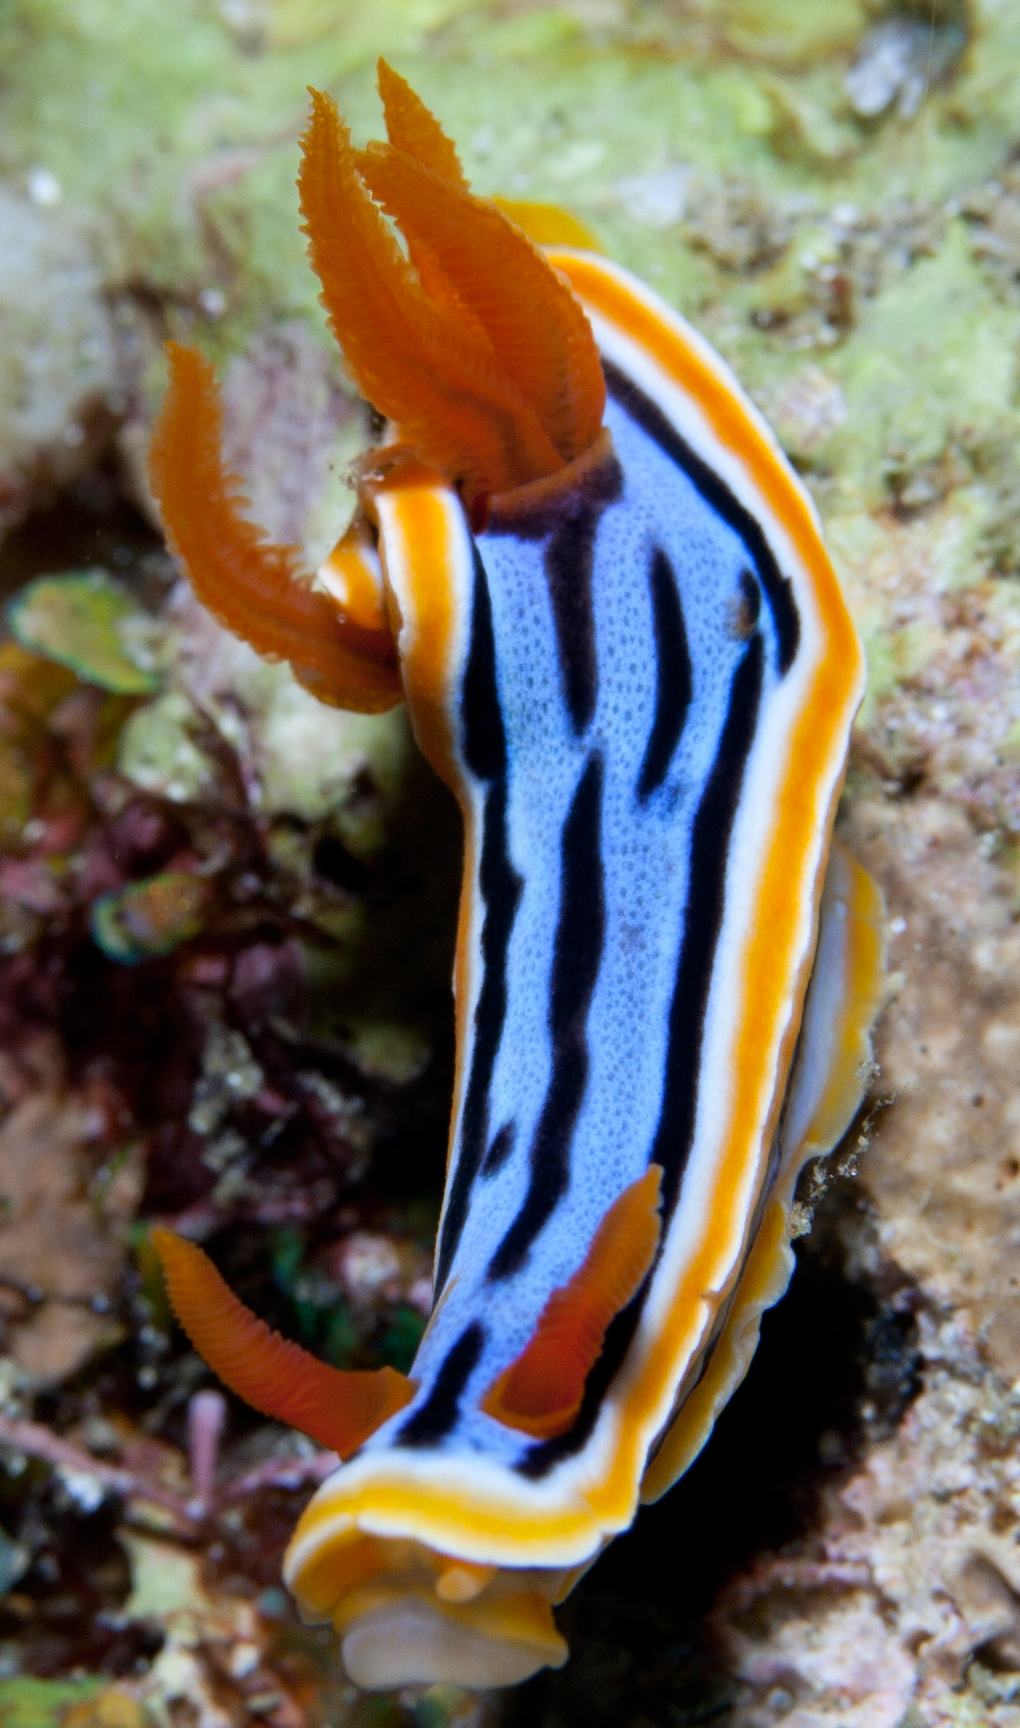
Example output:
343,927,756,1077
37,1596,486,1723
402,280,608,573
148,64,883,1691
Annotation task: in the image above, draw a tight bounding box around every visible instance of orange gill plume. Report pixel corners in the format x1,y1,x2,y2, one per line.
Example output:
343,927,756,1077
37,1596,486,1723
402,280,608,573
480,1165,664,1440
147,343,402,711
150,1229,415,1458
370,62,490,351
297,65,606,504
375,65,599,276
375,59,468,189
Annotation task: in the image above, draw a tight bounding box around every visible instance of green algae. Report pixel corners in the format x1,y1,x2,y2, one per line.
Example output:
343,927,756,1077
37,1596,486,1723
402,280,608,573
7,571,162,695
717,0,868,64
116,691,216,805
1,0,1013,364
0,1679,102,1728
89,871,209,963
825,222,1019,506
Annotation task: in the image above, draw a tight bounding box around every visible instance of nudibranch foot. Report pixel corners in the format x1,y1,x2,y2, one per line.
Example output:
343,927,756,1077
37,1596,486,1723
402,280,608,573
291,1531,569,1689
639,840,885,1504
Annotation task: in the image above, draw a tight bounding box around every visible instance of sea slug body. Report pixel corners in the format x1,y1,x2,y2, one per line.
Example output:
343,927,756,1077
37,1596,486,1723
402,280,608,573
148,62,884,1691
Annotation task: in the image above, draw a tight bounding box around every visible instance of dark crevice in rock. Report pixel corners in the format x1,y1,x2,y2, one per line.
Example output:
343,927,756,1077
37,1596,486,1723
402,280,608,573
496,1177,924,1728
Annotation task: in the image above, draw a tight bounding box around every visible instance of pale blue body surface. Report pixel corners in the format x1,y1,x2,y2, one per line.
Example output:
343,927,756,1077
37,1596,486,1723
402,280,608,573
359,372,800,1472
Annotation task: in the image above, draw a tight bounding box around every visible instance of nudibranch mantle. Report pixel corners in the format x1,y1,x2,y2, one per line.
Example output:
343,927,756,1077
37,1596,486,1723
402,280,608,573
148,65,883,1693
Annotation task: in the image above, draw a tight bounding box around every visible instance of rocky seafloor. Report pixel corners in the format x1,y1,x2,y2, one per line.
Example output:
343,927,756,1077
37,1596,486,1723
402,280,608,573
2,1,1020,1724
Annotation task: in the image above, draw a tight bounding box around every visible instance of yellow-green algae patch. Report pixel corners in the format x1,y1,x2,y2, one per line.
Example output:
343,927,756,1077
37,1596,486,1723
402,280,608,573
7,571,162,695
0,1677,103,1728
1,0,1016,376
824,222,1019,505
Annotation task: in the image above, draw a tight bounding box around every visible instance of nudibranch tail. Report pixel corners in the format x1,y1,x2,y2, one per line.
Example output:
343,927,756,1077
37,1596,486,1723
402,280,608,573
297,83,603,500
150,1229,415,1457
147,342,402,711
480,1165,663,1439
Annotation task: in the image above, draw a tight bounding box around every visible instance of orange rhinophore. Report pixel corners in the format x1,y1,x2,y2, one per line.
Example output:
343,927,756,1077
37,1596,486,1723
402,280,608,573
147,343,402,711
480,1166,664,1440
150,1228,415,1458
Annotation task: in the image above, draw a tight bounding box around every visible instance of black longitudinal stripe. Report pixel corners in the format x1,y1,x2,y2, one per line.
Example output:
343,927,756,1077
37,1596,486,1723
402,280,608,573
433,550,523,1294
487,752,606,1282
481,1120,515,1177
545,505,601,733
602,359,800,675
518,634,765,1476
637,547,692,802
738,569,761,633
397,1324,484,1448
481,449,622,737
652,633,765,1220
